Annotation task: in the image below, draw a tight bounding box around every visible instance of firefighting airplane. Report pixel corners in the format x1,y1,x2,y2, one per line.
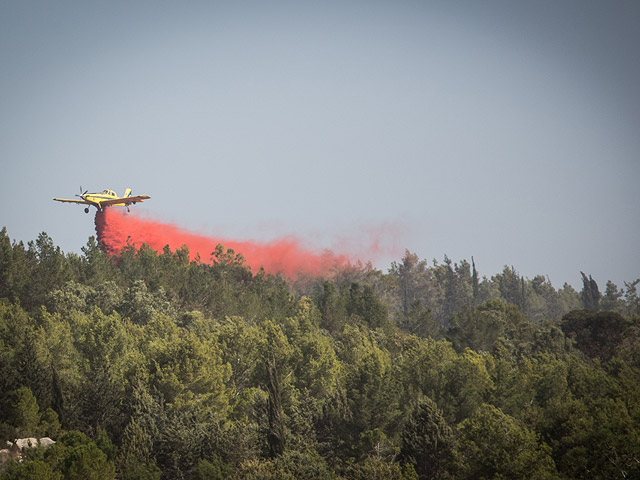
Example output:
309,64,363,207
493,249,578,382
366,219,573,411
53,187,150,213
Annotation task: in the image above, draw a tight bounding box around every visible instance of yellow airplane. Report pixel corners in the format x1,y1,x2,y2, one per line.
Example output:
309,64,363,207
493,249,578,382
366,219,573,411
53,187,150,213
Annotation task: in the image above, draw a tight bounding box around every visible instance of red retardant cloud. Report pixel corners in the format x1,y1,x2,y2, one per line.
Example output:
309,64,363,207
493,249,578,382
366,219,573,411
94,208,354,279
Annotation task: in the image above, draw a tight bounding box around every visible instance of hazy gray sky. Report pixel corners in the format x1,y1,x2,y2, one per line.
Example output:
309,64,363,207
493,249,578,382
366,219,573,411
1,0,638,288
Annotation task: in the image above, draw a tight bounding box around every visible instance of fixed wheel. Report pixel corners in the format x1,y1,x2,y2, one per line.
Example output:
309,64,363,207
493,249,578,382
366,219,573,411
84,207,90,214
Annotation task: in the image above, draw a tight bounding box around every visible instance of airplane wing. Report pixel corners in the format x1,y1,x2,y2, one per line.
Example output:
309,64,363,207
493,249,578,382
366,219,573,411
53,198,90,205
100,195,151,207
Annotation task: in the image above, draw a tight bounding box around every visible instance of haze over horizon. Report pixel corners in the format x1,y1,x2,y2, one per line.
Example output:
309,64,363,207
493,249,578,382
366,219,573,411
1,1,638,289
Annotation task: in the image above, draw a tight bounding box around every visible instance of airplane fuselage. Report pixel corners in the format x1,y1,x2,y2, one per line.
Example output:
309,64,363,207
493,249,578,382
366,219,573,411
53,188,150,213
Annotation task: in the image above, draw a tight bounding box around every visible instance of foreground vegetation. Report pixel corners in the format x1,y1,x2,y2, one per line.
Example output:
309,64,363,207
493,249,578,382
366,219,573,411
1,228,639,479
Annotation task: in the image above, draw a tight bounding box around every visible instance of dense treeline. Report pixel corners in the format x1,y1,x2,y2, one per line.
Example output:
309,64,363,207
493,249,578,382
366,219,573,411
1,227,639,479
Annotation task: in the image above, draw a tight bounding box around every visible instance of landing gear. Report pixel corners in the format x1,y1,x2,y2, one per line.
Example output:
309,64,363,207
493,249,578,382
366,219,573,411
84,207,90,214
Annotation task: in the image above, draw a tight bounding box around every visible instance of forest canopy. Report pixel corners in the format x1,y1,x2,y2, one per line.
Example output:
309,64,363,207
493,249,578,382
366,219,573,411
1,227,639,479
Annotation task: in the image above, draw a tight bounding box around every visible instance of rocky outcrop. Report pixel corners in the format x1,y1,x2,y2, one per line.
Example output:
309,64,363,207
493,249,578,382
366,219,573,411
0,437,56,472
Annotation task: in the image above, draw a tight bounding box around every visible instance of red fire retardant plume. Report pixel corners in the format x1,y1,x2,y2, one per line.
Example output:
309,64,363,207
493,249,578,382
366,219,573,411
95,208,353,279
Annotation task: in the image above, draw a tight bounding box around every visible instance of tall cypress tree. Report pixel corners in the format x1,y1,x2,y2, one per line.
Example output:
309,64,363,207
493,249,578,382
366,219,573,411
580,272,601,310
399,397,457,480
471,257,479,302
265,357,285,458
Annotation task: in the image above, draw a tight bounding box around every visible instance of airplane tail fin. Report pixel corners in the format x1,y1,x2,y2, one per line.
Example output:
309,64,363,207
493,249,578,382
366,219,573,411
123,188,132,198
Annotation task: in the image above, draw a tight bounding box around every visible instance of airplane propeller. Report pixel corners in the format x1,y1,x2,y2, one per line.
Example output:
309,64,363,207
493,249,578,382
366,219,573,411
76,186,88,198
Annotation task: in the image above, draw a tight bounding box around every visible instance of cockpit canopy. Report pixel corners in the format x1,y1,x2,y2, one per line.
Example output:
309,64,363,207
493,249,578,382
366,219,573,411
102,189,117,197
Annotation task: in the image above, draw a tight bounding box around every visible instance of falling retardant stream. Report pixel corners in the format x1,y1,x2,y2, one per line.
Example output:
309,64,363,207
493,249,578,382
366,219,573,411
94,208,355,279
